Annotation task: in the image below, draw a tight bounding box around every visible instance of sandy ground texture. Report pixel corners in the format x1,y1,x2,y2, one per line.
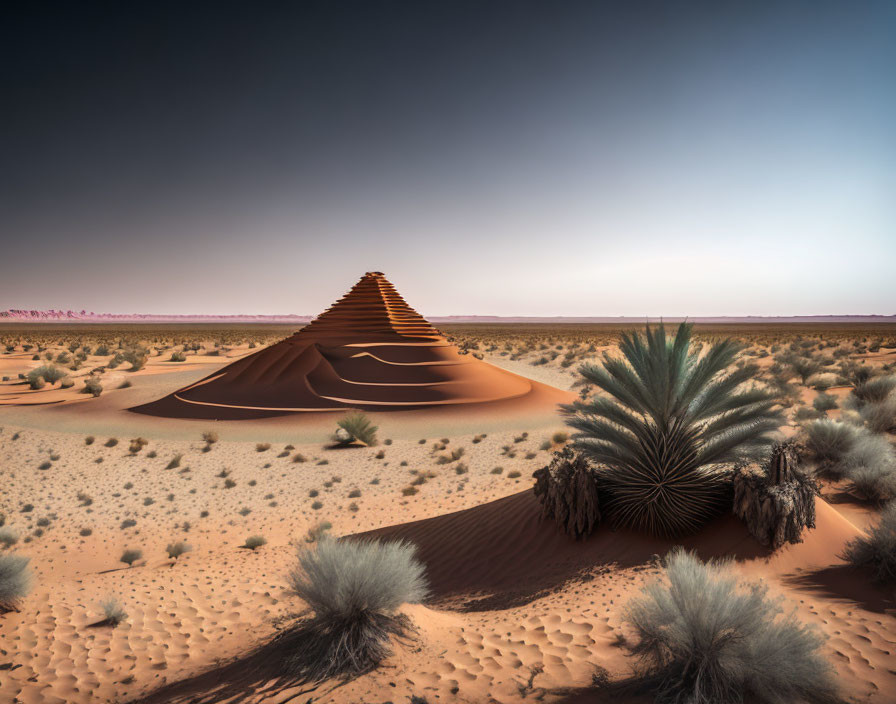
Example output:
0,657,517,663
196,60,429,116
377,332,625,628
0,334,894,704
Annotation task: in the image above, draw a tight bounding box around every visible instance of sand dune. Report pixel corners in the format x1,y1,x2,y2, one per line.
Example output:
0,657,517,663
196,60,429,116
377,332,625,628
132,273,567,418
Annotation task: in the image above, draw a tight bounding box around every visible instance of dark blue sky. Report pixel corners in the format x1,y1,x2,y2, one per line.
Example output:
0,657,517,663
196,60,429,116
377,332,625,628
2,1,894,315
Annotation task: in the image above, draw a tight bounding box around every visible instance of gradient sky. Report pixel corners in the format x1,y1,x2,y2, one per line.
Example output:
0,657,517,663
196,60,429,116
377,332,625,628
2,1,894,316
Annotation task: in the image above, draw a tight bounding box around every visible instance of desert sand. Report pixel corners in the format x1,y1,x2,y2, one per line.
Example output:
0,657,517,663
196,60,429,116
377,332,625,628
1,323,895,704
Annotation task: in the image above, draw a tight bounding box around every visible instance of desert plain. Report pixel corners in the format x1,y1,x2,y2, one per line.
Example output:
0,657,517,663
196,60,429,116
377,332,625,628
1,321,895,704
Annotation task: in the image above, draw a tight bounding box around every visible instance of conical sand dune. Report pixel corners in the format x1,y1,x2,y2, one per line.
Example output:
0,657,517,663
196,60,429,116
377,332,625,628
131,272,569,418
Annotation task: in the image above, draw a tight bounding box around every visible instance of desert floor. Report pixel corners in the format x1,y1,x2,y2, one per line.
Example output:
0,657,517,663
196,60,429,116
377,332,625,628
1,325,894,704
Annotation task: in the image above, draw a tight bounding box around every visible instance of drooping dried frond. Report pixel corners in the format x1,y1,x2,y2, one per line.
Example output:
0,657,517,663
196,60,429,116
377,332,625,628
533,446,600,539
563,322,783,536
733,441,818,549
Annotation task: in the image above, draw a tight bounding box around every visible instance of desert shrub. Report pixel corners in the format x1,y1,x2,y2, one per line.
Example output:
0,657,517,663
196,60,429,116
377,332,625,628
256,443,271,452
625,549,836,704
128,437,148,453
804,419,858,467
202,430,219,445
244,535,267,550
285,537,428,682
224,478,236,489
859,396,896,434
335,412,378,446
99,596,127,626
80,528,92,536
82,376,103,397
28,375,45,390
843,503,896,584
847,464,896,504
27,364,66,387
293,453,307,463
812,393,838,412
0,554,32,612
85,435,95,445
105,437,119,447
165,454,182,469
533,446,600,538
166,542,192,560
304,521,332,543
564,322,782,536
0,529,18,547
852,375,896,405
169,351,186,362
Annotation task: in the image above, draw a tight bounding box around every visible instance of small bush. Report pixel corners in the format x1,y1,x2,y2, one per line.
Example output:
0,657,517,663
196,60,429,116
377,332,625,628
27,364,66,387
82,376,103,397
169,351,187,362
804,419,857,466
256,443,271,452
304,521,332,543
285,537,428,682
166,541,192,560
244,535,267,550
105,438,119,448
852,375,896,405
293,453,307,463
860,397,896,434
812,393,838,412
0,528,18,547
0,554,32,612
336,412,378,446
99,596,127,626
843,503,896,584
85,435,95,445
625,549,836,704
202,431,219,444
166,454,182,470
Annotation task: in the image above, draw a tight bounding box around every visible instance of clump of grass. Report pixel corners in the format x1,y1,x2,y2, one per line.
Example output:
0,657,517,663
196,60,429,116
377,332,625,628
105,438,119,448
256,443,271,452
202,430,219,445
166,542,192,560
284,537,428,682
243,535,267,550
804,419,858,467
293,453,307,463
82,376,103,397
625,549,836,704
169,351,186,362
224,478,237,489
0,554,32,612
401,486,419,496
552,431,569,444
843,503,896,584
304,521,332,543
311,500,323,510
27,364,67,388
812,392,838,413
85,435,95,445
335,412,378,446
0,528,18,547
99,596,127,626
436,447,465,464
128,437,148,454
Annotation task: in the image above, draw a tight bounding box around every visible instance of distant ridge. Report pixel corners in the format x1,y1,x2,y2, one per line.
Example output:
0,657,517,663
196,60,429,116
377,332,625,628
2,310,894,324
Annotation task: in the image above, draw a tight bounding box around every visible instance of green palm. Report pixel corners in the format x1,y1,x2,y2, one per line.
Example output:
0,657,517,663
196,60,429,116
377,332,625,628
563,322,782,536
